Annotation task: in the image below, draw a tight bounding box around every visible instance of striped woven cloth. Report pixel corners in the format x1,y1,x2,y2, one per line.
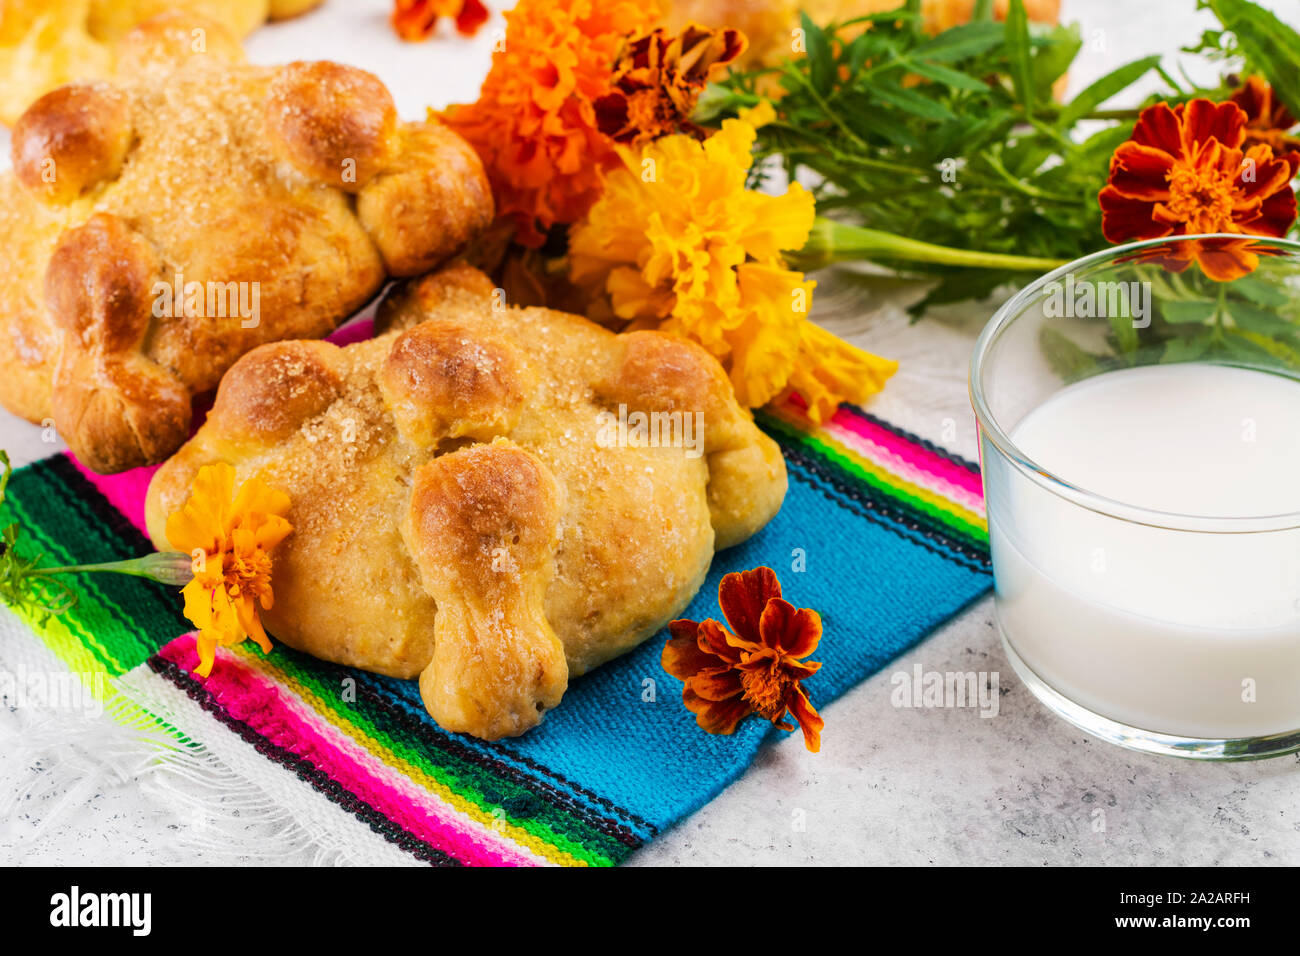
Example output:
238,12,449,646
0,373,991,865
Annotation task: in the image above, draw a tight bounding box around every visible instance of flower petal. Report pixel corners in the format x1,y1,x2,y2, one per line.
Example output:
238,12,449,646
231,475,291,524
1131,102,1183,154
1251,187,1299,238
757,597,823,657
1193,238,1259,282
718,566,781,644
164,462,236,553
687,667,745,702
684,686,753,735
1231,76,1269,126
787,683,824,753
1107,143,1174,201
699,618,749,661
1234,146,1297,209
1099,186,1174,243
1180,99,1246,154
662,621,721,679
193,634,217,679
236,596,273,655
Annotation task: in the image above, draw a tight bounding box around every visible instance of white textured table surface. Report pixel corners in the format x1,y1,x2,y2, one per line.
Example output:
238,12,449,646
2,0,1298,867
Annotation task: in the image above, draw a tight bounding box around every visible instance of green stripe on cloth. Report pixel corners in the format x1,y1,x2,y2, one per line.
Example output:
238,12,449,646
247,645,630,866
2,457,188,676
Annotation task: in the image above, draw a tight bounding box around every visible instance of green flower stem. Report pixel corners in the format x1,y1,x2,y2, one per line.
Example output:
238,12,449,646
29,551,195,587
791,217,1070,274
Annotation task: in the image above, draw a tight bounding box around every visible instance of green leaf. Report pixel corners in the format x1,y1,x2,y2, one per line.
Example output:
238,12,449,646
904,0,923,40
1040,327,1103,381
1032,24,1083,93
865,81,957,121
840,92,921,147
1224,299,1295,335
1073,123,1137,163
1161,337,1211,363
846,33,873,79
1005,0,1035,108
801,12,834,96
1057,55,1162,128
910,22,1006,62
1107,310,1139,356
1232,275,1292,307
1209,0,1300,117
1225,327,1300,367
839,11,922,29
906,58,992,91
973,0,994,21
1161,298,1218,324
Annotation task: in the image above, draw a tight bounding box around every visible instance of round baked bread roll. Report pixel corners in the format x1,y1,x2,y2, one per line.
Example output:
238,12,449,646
0,18,493,473
145,263,789,741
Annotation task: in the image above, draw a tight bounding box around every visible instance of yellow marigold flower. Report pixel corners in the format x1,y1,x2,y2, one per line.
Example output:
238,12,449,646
569,116,895,417
737,100,776,129
165,463,292,678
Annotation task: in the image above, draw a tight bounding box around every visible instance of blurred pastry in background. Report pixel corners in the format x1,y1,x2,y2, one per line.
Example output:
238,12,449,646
0,0,324,124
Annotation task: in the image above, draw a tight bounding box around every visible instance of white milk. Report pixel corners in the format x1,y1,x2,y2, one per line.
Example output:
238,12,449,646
987,363,1300,739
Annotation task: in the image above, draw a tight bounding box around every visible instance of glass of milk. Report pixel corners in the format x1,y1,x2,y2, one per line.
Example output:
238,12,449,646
971,234,1300,759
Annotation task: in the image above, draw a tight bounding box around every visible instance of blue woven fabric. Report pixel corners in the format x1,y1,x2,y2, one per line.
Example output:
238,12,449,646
374,458,992,840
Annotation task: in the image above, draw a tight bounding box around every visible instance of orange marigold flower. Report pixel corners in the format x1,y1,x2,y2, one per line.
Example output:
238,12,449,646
1098,99,1299,282
662,566,825,752
165,463,293,679
1230,76,1300,157
594,23,747,147
392,0,489,40
439,0,657,247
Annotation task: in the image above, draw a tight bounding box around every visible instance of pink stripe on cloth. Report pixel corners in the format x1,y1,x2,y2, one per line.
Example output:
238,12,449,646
821,419,986,517
65,453,160,539
157,634,535,867
830,406,985,499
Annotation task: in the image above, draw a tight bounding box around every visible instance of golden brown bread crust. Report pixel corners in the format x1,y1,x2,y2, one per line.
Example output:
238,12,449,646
11,82,131,203
357,122,496,276
145,264,788,740
408,442,568,739
380,321,532,445
0,48,493,473
211,340,343,446
44,212,192,473
265,61,398,191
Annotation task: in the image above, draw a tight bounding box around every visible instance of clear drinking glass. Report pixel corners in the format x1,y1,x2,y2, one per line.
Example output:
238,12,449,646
970,234,1300,759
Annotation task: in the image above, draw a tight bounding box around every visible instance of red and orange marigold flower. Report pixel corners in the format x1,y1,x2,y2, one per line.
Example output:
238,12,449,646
662,566,825,752
1099,98,1299,281
594,24,747,147
1230,76,1300,157
391,0,489,40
